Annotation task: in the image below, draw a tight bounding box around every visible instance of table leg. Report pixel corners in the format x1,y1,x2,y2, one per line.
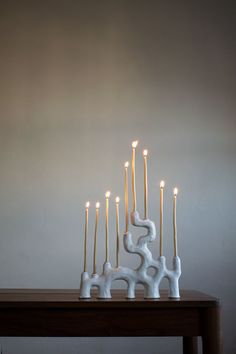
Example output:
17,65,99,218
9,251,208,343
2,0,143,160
183,337,198,354
202,306,222,354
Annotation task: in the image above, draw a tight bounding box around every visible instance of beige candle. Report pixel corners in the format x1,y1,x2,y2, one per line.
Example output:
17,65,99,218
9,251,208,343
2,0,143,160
124,161,129,232
93,202,100,274
173,188,178,257
143,149,148,219
83,201,90,272
115,197,120,268
160,181,165,256
105,191,111,262
131,141,138,211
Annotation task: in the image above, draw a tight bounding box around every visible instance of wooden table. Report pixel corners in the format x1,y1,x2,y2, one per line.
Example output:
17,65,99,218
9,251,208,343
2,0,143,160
0,289,222,354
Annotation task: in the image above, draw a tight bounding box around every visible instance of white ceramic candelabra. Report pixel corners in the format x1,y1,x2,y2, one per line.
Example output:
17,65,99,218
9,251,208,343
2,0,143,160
80,210,181,299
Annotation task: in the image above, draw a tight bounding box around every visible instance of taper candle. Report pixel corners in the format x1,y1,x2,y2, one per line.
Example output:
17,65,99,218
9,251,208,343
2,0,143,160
83,201,90,272
132,141,138,211
160,181,165,256
93,202,100,274
124,161,129,232
143,149,148,219
173,188,178,257
115,197,120,268
105,191,111,262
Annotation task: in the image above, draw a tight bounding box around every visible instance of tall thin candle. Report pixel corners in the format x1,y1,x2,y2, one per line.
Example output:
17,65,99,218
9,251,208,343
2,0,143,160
115,197,120,268
83,201,90,272
105,191,111,262
93,202,100,274
131,141,138,211
124,161,129,232
173,188,178,257
143,149,148,219
160,181,165,256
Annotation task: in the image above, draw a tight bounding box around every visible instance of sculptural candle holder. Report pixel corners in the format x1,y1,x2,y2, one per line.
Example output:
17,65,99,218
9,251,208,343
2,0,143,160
80,210,181,299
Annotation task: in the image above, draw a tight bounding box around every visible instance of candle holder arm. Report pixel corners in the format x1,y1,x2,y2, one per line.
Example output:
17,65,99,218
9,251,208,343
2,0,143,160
130,211,156,245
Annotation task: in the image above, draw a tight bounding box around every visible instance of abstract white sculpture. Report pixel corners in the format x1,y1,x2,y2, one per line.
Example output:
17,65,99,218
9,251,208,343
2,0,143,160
80,210,181,299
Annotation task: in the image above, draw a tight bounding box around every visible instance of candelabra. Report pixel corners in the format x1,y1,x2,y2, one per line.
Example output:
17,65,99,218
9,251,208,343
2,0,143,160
80,210,181,299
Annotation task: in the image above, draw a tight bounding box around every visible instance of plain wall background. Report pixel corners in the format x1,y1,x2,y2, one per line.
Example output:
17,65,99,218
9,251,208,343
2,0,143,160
0,1,235,353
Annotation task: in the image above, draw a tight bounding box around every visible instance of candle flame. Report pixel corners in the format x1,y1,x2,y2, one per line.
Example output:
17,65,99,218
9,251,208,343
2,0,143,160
143,149,148,157
124,161,129,168
96,202,100,209
132,140,138,149
115,196,120,203
160,180,165,189
174,187,178,196
85,201,90,208
105,191,111,198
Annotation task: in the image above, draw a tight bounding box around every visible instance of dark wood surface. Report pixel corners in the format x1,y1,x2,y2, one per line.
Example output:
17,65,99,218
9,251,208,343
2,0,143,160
0,288,219,307
0,289,222,354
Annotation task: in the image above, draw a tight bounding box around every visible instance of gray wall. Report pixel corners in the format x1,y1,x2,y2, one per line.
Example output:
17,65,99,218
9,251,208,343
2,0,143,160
0,1,235,353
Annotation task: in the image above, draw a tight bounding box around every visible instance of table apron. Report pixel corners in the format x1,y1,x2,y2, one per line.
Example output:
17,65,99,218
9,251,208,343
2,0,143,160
0,307,202,337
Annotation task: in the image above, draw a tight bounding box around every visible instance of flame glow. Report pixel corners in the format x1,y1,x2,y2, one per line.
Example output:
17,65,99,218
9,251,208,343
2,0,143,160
124,161,129,168
96,202,100,209
143,149,148,157
174,187,178,196
115,196,120,203
85,201,90,208
105,191,111,198
160,180,165,189
132,140,138,148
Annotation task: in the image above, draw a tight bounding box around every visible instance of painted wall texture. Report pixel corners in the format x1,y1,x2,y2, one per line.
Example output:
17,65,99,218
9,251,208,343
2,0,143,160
0,1,235,353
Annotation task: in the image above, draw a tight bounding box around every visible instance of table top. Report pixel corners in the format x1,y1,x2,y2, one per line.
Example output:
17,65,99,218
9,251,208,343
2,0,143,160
0,289,219,309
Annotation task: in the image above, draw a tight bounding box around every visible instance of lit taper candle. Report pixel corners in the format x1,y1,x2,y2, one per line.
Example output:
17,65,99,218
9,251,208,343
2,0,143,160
143,149,148,219
115,196,120,268
105,191,111,262
173,188,178,257
93,202,100,274
124,161,129,232
131,141,138,211
83,201,90,272
160,181,165,256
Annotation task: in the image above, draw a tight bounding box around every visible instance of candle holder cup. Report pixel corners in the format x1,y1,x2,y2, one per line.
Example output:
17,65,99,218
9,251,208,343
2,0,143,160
80,211,181,299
